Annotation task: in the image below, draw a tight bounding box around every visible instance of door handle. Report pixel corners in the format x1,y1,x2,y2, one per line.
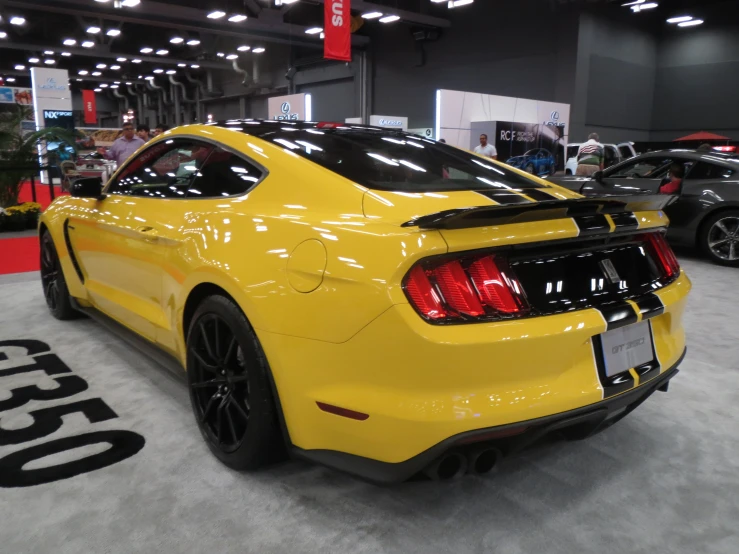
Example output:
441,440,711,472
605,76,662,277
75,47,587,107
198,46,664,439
134,226,159,241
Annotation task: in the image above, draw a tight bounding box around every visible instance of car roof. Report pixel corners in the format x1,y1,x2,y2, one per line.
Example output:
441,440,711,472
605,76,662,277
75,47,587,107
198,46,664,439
635,149,739,165
207,119,408,136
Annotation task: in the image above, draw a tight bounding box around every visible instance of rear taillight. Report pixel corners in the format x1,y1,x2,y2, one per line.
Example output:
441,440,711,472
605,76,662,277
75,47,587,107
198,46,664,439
403,254,528,323
643,232,680,280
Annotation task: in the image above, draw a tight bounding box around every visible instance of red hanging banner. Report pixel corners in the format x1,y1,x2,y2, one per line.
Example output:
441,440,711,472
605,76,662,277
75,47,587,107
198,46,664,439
82,89,97,124
324,0,351,62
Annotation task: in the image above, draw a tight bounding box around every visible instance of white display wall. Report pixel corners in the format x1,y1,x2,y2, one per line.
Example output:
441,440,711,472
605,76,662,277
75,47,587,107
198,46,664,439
267,93,312,121
435,89,570,150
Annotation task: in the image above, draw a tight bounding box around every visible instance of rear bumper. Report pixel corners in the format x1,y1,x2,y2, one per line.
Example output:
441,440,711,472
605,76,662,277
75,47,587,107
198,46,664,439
259,270,690,473
292,356,683,484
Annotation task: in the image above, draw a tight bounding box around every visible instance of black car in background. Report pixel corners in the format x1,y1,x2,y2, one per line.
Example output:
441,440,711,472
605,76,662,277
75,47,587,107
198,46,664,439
552,150,739,266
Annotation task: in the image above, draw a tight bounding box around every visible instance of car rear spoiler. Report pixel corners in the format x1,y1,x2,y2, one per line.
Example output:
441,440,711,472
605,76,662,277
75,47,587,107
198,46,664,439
401,195,677,230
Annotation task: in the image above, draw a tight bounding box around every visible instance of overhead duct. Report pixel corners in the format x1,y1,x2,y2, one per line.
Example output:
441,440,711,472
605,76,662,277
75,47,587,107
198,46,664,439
112,88,129,112
232,58,250,87
169,75,194,103
148,79,173,106
185,70,222,98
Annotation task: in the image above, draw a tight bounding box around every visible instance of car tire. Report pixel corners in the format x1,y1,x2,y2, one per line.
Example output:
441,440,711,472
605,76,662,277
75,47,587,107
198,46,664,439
186,295,282,470
699,210,739,267
550,163,557,175
565,169,573,176
40,231,80,320
525,164,535,174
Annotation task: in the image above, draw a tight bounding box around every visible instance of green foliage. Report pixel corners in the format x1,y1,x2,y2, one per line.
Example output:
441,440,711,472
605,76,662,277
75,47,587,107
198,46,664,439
0,105,80,207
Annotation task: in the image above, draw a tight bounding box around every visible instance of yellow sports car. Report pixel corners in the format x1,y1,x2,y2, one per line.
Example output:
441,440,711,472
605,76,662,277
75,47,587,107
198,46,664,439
40,121,691,482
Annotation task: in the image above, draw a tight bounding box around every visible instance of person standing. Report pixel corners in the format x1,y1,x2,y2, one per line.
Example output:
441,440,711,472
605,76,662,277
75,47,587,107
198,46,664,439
474,134,497,160
576,133,605,176
97,122,146,167
136,124,151,142
152,124,170,138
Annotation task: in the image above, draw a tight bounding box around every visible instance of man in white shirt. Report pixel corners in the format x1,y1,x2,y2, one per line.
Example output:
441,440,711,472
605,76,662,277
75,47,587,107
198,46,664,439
473,134,497,159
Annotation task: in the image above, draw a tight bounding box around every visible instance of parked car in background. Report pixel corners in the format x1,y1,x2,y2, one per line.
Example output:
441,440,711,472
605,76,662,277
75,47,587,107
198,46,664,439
505,148,556,176
565,142,636,175
553,149,739,266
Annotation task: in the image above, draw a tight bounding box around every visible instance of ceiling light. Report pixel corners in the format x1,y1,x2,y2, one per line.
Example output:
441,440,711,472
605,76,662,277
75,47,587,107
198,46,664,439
44,51,55,55
132,58,142,63
111,65,121,70
140,47,153,53
667,16,693,23
62,52,72,57
631,2,658,11
96,63,107,69
226,54,238,60
361,12,383,19
44,59,56,65
121,0,141,6
10,16,25,26
228,14,247,22
106,29,121,37
153,68,164,73
186,39,200,46
126,81,132,85
145,76,154,80
94,88,102,92
177,63,186,67
100,83,108,88
166,69,176,74
305,27,323,34
82,40,95,48
87,26,101,34
75,78,82,82
217,52,225,57
15,65,25,70
117,57,127,62
379,15,400,23
678,19,704,27
63,38,77,46
237,45,250,51
92,71,102,76
156,49,169,55
79,70,89,75
111,84,119,89
448,0,474,6
6,78,16,82
207,11,226,19
0,32,6,39
28,57,40,63
190,64,200,68
114,81,120,84
252,47,265,53
170,36,184,44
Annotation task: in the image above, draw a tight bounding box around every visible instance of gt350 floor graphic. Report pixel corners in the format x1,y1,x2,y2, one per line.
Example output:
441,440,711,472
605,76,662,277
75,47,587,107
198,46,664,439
0,339,145,488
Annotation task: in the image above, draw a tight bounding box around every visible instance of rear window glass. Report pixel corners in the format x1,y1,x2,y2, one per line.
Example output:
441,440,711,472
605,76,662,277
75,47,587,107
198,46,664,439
243,126,547,192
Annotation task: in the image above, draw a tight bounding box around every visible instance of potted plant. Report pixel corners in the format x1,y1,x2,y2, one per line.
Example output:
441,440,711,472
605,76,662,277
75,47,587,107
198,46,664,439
0,105,79,210
2,205,27,231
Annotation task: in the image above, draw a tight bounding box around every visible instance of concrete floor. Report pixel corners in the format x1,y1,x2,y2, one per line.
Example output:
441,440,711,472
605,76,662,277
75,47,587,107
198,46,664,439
0,255,737,554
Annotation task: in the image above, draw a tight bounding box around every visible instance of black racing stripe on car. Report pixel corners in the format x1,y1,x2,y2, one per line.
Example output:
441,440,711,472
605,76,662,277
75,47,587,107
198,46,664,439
634,360,661,384
610,212,640,231
520,188,561,202
599,302,639,331
474,190,532,205
574,214,611,236
591,334,636,398
634,293,665,320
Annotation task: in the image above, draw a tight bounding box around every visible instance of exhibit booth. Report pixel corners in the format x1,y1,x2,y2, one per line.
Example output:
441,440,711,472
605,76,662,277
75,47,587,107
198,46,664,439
435,89,570,171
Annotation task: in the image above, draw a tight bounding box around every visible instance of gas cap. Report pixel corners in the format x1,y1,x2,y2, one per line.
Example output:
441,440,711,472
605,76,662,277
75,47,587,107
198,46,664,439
287,239,327,293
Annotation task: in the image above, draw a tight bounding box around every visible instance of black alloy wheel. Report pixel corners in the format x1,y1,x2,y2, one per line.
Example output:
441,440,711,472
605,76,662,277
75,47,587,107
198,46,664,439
700,210,739,267
186,295,281,470
40,231,78,320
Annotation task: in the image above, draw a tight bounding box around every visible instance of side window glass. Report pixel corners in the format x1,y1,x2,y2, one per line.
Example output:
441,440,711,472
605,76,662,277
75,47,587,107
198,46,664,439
109,140,213,197
618,146,632,158
686,161,735,181
187,147,264,198
609,159,672,179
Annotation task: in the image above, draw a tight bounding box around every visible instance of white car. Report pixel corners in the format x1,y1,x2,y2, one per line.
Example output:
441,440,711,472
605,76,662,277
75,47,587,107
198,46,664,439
565,142,637,175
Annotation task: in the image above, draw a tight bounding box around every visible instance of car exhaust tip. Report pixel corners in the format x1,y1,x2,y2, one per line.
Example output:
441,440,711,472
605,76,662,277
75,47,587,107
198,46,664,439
424,452,467,481
468,448,502,475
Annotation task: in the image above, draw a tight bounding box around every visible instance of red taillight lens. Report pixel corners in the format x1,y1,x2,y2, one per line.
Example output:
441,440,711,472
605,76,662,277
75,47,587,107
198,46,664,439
434,260,485,316
405,265,447,320
403,254,528,323
644,233,680,279
468,255,522,313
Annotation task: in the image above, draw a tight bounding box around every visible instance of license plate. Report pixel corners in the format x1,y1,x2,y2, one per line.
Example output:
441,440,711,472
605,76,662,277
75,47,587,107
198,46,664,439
600,321,655,377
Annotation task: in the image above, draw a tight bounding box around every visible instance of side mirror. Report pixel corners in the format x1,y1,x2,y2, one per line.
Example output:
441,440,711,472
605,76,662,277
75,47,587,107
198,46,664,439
70,177,104,199
592,170,604,183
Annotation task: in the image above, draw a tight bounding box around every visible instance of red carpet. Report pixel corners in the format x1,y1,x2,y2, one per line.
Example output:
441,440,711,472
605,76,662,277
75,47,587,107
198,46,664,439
0,237,40,275
17,181,67,210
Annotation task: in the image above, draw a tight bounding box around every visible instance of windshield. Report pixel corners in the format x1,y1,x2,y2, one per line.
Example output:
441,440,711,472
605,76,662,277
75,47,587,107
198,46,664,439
229,123,547,192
